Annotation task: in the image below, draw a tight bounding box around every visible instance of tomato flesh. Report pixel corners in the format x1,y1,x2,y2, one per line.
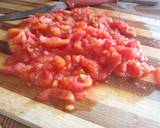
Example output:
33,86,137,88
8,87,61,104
154,69,160,86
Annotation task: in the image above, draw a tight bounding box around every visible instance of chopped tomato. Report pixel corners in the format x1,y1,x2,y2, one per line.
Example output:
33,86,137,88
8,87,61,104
52,55,65,69
12,31,27,45
60,74,92,92
50,88,76,103
80,58,99,74
29,70,53,87
36,88,53,102
37,88,76,103
114,62,127,77
37,23,49,31
141,62,151,76
74,91,86,101
4,8,154,108
117,46,139,59
51,27,61,36
127,60,143,78
40,36,69,48
111,19,136,37
7,28,21,39
74,21,87,29
154,69,160,86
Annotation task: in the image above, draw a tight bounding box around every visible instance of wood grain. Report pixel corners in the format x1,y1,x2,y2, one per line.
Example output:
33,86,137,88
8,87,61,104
0,86,105,128
0,1,33,11
0,114,28,128
94,8,160,26
0,0,160,128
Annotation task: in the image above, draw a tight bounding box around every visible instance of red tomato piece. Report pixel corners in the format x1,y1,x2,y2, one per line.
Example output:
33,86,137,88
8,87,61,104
40,36,70,48
141,62,151,76
13,62,32,79
117,46,139,60
103,39,116,49
85,26,110,39
7,28,21,39
74,21,87,29
50,88,76,103
111,20,136,37
51,27,61,36
114,62,127,77
29,70,53,87
72,29,86,41
73,41,85,54
127,39,140,49
12,31,27,44
127,60,143,78
80,58,99,74
60,74,92,92
154,69,160,86
52,55,66,69
36,88,54,102
106,48,122,73
74,91,86,101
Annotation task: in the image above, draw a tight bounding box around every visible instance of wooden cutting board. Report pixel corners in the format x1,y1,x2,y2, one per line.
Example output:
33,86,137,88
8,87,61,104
0,0,160,128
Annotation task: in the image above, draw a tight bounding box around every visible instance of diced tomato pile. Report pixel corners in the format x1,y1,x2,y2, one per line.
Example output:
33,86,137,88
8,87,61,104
3,8,159,110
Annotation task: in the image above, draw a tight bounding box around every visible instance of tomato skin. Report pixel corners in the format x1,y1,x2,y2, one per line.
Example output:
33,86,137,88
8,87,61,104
111,20,136,37
92,71,108,81
127,60,143,78
33,23,49,32
40,36,70,48
141,62,151,76
106,48,122,73
52,55,65,69
29,70,53,87
2,66,15,75
72,29,86,41
73,41,85,54
80,58,99,74
74,21,87,29
127,39,140,49
12,31,27,45
154,69,160,86
5,56,17,66
85,26,110,39
117,46,139,60
50,88,76,103
36,88,53,102
36,88,76,103
114,62,127,77
74,91,86,101
7,28,21,39
103,39,116,49
51,27,61,36
13,62,32,79
60,75,92,92
126,27,136,37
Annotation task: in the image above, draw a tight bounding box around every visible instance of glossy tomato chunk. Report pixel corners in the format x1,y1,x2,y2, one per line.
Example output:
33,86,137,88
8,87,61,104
114,62,127,77
50,88,76,103
127,60,143,78
154,69,160,86
60,74,92,92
